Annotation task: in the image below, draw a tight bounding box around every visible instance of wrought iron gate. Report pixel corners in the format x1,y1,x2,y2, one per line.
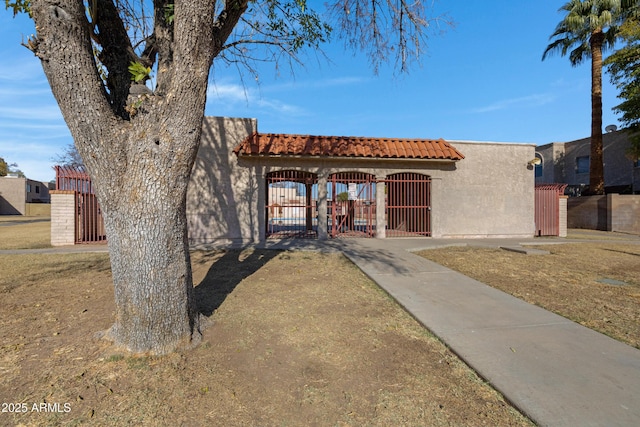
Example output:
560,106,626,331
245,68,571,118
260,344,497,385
76,192,106,243
328,172,376,238
265,170,318,238
385,173,431,237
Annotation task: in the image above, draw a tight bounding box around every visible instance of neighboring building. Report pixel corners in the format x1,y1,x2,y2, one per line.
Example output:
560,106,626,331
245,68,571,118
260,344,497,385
185,116,537,247
535,128,640,194
0,176,51,215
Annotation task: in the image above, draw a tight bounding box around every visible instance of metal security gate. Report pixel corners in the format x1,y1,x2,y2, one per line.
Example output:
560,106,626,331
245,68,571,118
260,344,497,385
266,170,318,238
328,172,376,238
535,184,568,236
55,166,106,243
385,173,431,237
76,192,106,243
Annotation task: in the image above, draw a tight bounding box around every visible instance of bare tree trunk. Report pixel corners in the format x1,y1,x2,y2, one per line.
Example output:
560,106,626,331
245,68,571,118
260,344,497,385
96,126,203,354
590,31,605,195
102,166,201,354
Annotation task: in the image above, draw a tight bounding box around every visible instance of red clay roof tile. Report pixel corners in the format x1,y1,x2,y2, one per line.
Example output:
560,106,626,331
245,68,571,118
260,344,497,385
234,133,465,161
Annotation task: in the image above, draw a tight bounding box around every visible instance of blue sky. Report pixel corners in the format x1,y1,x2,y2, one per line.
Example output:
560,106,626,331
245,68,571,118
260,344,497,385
0,1,624,183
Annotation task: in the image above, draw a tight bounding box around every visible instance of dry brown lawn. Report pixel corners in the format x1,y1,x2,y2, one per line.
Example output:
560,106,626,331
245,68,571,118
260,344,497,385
0,216,51,249
0,248,532,426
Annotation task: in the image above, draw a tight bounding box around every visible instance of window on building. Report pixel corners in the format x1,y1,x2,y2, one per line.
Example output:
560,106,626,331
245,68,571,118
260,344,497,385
576,156,590,174
534,154,543,178
35,185,40,193
26,184,31,193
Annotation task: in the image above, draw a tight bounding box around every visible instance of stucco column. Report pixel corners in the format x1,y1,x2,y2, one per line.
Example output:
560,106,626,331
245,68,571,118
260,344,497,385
430,177,442,238
257,166,266,243
559,195,568,238
305,181,313,232
376,176,386,238
317,172,328,240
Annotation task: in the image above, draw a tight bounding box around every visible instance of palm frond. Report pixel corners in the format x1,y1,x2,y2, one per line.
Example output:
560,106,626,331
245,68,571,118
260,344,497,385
543,0,624,63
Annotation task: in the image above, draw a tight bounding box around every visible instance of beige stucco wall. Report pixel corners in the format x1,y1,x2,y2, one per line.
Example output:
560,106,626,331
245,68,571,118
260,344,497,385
186,116,259,247
187,117,537,245
433,141,536,238
0,177,26,215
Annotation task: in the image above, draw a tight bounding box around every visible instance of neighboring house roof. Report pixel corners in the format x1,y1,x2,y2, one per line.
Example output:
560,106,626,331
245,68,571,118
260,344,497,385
234,133,465,161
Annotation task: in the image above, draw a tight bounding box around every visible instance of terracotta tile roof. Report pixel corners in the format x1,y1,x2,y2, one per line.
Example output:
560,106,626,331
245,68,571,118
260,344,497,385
233,133,465,161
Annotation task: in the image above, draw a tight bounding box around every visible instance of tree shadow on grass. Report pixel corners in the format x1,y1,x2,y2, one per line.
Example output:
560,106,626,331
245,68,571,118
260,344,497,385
194,249,281,317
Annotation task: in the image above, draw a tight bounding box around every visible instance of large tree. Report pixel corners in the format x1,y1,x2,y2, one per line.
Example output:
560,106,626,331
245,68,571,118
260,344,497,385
0,157,24,177
6,0,440,354
0,157,7,176
543,0,623,195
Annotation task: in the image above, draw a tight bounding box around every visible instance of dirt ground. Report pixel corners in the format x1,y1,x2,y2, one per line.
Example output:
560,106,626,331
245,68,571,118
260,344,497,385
0,246,532,426
417,239,640,349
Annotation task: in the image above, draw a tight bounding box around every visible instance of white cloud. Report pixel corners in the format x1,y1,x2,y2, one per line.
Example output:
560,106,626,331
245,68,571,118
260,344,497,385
0,104,64,122
471,93,556,113
206,74,368,118
256,97,305,116
0,86,53,99
208,82,250,103
260,75,369,93
207,81,307,116
311,76,369,87
0,59,44,83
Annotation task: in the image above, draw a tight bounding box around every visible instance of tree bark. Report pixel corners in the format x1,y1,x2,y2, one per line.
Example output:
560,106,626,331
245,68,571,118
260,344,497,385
590,30,605,195
101,126,202,354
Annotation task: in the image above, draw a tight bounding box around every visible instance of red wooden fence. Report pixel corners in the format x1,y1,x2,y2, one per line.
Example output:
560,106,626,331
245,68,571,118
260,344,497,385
535,184,567,236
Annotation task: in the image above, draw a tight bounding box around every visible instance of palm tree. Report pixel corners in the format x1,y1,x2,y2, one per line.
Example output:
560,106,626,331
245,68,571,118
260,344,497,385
543,0,623,195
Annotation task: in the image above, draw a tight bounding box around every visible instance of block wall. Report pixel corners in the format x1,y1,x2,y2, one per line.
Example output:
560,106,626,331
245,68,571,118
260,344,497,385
559,196,568,238
50,191,76,246
608,194,640,234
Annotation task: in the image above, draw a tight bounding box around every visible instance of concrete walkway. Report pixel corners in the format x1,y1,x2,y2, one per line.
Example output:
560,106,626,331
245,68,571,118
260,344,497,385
330,236,640,427
0,244,109,255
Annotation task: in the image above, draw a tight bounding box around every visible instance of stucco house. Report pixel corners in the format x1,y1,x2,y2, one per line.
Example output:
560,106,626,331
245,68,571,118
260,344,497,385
0,176,50,215
185,116,537,247
535,128,640,195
